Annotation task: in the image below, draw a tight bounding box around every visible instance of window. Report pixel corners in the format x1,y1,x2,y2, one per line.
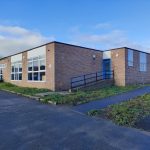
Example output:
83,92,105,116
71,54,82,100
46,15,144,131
128,49,133,66
0,67,3,80
11,61,22,80
28,55,46,81
140,52,147,72
0,64,6,80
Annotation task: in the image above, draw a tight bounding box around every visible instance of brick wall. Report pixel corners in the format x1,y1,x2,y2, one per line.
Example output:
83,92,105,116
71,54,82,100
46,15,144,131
54,43,103,90
125,49,150,85
0,43,55,90
111,48,126,86
0,57,11,82
0,42,103,91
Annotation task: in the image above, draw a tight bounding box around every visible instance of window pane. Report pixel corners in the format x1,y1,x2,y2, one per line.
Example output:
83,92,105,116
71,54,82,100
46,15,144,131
19,73,22,80
128,49,133,66
12,65,14,72
28,62,33,71
28,56,46,82
28,58,32,61
40,60,45,70
0,69,2,75
140,52,147,71
39,55,45,59
11,74,14,80
40,72,45,81
15,73,18,80
33,72,38,81
33,60,38,71
28,73,32,80
11,61,22,80
19,64,22,72
33,57,38,61
15,64,18,73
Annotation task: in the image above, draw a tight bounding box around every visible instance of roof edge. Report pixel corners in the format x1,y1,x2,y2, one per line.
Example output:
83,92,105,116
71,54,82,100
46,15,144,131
0,41,103,61
0,42,150,61
105,46,150,55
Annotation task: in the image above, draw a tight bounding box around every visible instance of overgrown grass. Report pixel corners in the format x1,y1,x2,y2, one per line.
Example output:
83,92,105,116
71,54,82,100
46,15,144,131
88,94,150,127
0,82,144,106
0,82,49,96
43,85,141,105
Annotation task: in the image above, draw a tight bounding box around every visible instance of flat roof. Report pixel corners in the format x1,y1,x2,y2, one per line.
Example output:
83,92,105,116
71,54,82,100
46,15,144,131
105,47,150,55
0,41,103,61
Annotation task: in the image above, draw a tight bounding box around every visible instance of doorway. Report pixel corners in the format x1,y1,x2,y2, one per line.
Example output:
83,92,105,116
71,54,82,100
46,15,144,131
103,59,111,79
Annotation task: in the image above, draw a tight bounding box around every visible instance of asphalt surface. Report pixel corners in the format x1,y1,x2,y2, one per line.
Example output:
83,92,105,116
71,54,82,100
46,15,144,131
0,90,150,150
73,86,150,113
135,116,150,132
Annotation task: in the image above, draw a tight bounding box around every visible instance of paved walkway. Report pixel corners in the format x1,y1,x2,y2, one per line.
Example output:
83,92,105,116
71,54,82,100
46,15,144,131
73,86,150,113
0,90,150,150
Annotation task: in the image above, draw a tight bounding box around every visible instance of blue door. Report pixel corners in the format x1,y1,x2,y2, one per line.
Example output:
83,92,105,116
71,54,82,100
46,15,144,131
103,59,111,79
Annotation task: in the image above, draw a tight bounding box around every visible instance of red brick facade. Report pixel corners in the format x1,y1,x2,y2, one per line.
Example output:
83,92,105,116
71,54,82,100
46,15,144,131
0,42,149,91
0,42,103,91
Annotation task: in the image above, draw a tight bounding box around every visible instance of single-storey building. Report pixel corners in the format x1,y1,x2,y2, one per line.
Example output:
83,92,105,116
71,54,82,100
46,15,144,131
0,41,149,91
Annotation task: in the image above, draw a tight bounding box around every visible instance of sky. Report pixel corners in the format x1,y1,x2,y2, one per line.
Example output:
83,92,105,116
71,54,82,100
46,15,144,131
0,0,150,57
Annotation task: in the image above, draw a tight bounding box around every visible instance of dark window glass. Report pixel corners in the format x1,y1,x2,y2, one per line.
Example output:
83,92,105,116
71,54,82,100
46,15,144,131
28,73,32,80
11,74,14,80
40,72,45,81
15,65,18,73
33,72,38,81
40,60,45,70
19,73,22,80
19,64,22,72
33,60,38,71
28,62,32,71
12,66,14,72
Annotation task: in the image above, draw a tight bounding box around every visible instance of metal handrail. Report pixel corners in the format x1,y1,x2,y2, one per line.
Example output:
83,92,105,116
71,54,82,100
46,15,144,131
71,70,114,89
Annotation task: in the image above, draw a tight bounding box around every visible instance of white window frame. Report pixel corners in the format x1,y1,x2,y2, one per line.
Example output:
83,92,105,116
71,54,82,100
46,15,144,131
128,49,133,67
11,61,22,81
139,52,147,72
27,55,46,82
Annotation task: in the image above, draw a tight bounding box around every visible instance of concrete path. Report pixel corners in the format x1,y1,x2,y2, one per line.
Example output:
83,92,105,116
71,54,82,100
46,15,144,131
73,86,150,113
0,90,150,150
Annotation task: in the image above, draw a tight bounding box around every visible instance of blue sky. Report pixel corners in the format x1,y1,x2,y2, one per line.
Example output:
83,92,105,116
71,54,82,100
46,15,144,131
0,0,150,56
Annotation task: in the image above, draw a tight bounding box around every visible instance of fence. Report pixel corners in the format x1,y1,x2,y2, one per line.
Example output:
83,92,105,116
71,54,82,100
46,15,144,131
71,70,114,89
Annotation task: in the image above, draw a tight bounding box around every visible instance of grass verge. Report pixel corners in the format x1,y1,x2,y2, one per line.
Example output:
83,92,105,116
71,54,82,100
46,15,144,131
43,85,141,105
88,94,150,127
0,82,144,106
0,82,49,96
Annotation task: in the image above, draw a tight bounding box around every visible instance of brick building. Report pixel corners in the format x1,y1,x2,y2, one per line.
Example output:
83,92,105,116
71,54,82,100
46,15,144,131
0,41,149,91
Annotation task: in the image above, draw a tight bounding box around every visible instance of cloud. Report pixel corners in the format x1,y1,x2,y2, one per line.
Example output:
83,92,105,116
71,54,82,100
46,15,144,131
94,23,111,29
68,25,150,52
0,25,55,57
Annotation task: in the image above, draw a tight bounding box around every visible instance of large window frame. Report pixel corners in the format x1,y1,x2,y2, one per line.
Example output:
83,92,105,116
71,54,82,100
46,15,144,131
128,49,133,67
27,55,46,82
139,52,147,72
11,61,22,81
